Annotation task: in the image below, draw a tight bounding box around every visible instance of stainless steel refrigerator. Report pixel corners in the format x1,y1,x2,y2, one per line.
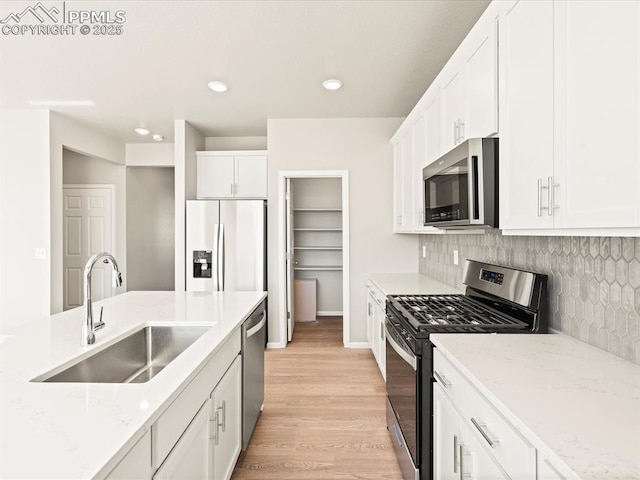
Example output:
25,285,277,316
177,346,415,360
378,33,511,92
186,200,266,292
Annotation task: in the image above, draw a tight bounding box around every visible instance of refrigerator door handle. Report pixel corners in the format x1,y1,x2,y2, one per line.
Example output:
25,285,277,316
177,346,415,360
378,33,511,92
212,223,220,291
218,224,225,291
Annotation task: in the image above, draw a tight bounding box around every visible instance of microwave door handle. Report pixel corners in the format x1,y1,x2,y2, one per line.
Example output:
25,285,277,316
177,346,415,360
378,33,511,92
469,153,481,223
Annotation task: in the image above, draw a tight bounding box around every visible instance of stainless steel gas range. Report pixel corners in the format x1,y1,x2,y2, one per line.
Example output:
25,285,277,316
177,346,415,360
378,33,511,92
384,260,548,480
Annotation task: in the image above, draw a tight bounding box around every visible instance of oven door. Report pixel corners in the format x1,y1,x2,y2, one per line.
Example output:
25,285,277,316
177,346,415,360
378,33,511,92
385,319,420,476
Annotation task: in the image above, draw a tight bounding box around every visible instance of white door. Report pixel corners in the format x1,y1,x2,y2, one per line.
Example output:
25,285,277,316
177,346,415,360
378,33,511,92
235,156,267,198
153,400,211,480
285,178,295,342
499,0,554,229
63,187,113,311
553,0,640,228
197,155,235,198
211,356,242,480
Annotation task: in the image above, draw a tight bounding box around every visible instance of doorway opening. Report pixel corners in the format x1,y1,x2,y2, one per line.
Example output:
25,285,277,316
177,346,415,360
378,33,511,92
278,171,350,347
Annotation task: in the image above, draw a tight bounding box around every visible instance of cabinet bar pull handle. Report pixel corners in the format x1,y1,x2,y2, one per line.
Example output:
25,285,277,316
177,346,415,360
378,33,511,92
217,401,226,432
454,121,458,144
548,176,559,216
471,417,500,448
434,370,451,387
537,178,549,217
453,434,459,473
459,119,464,142
212,411,220,444
459,443,465,480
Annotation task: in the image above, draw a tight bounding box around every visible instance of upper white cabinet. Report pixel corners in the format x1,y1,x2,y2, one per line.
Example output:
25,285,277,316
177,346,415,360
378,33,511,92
499,0,555,230
197,151,267,199
440,9,498,153
500,0,640,234
391,3,499,234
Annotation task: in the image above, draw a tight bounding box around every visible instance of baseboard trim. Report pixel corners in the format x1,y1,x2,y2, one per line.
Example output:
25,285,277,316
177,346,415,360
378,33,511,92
317,311,343,316
267,342,286,349
346,342,371,349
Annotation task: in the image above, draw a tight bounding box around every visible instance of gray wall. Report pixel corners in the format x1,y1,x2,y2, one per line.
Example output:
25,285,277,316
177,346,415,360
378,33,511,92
419,232,640,365
126,167,175,291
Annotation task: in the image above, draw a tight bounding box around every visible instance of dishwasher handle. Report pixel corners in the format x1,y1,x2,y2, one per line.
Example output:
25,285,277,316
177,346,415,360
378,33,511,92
246,315,266,338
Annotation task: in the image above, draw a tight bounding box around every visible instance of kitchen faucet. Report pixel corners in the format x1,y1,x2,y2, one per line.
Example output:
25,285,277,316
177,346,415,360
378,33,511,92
82,252,123,346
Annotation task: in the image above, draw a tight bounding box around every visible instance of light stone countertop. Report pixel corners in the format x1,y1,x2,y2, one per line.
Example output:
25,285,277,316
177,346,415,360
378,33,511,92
366,272,464,295
0,290,266,479
431,333,640,480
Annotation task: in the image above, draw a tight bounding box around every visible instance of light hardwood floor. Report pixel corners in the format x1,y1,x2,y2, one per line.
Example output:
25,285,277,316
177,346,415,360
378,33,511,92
232,317,403,479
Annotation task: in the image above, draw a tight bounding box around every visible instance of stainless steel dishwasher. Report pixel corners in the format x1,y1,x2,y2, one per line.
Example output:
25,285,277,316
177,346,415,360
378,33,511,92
241,301,266,450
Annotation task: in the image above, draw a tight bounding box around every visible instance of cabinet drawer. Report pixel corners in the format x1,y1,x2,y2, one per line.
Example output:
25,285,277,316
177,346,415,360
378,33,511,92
152,329,241,468
434,348,536,480
365,280,386,308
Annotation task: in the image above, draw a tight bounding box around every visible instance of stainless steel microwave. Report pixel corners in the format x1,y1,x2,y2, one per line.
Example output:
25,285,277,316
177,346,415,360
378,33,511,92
422,138,498,228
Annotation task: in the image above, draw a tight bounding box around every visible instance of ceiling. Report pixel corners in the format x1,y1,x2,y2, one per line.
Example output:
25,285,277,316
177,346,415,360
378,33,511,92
0,0,490,143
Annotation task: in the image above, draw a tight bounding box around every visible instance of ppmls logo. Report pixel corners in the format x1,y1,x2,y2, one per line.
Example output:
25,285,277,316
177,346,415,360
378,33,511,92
1,2,126,36
0,2,60,24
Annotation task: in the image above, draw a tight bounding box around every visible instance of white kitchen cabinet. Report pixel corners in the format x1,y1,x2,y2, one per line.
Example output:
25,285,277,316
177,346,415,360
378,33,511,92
440,66,466,154
500,0,640,234
366,279,386,380
390,3,499,235
211,355,242,480
433,348,536,480
401,130,416,230
537,456,567,480
392,140,404,231
425,90,442,166
105,432,152,480
440,7,499,154
123,329,243,480
197,151,267,199
391,110,445,235
499,0,555,230
153,400,211,480
433,384,464,480
553,0,640,230
434,384,509,480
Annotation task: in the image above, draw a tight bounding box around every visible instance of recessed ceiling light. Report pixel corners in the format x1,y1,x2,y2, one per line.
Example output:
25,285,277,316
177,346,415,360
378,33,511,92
207,81,228,93
26,100,95,107
134,127,150,135
152,134,164,142
322,79,343,91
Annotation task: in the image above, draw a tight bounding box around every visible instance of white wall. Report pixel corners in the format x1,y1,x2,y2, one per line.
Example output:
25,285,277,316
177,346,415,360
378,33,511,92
50,112,125,314
267,118,418,346
0,110,51,331
204,136,267,151
126,143,175,166
174,120,205,291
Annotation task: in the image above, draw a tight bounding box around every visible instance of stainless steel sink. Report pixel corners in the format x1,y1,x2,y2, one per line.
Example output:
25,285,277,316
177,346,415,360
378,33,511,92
38,326,210,383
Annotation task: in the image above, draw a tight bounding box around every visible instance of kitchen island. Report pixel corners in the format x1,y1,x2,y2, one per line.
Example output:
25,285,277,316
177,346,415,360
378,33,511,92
0,290,266,479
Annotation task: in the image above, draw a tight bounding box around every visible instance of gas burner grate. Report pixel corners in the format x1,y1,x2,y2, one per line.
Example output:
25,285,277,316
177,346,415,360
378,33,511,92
390,294,527,332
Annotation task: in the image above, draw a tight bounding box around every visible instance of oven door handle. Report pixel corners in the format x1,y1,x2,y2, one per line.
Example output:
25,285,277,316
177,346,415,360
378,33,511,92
385,324,417,371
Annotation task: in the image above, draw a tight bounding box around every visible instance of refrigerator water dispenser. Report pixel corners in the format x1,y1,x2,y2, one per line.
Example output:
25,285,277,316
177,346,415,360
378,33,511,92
193,250,212,278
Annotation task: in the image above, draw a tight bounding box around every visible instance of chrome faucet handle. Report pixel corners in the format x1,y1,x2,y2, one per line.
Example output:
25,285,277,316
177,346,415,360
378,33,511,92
94,306,105,331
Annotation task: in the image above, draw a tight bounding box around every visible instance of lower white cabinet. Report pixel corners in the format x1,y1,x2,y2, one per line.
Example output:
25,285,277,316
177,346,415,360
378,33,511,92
153,400,212,480
106,329,243,480
105,432,152,480
434,384,508,480
211,355,242,480
366,279,386,380
433,348,536,480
